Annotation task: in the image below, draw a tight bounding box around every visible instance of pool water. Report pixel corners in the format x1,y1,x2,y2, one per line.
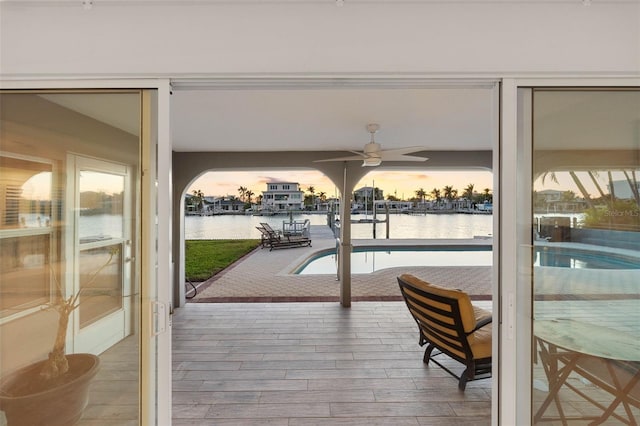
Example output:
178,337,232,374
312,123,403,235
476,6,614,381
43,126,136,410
295,245,640,275
295,246,492,275
534,247,640,270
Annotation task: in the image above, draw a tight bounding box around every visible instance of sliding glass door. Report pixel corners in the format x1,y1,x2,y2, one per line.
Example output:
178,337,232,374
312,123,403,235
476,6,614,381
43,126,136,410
0,91,154,425
527,89,640,424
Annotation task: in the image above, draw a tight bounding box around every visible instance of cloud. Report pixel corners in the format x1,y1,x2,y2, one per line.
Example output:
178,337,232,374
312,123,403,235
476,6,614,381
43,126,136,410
256,175,280,184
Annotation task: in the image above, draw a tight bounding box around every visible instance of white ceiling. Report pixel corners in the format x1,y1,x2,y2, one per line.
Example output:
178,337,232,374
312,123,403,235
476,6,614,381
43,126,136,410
38,86,639,155
39,93,141,136
170,84,497,153
37,83,497,153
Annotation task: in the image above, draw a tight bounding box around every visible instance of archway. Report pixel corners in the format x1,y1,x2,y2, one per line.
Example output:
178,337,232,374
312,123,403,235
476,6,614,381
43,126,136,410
172,151,492,307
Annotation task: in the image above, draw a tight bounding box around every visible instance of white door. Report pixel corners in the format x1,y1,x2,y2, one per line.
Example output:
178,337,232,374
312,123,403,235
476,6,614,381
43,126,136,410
67,155,134,355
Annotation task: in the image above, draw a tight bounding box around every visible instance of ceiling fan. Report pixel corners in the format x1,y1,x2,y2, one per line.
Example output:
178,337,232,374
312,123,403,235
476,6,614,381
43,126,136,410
314,123,428,167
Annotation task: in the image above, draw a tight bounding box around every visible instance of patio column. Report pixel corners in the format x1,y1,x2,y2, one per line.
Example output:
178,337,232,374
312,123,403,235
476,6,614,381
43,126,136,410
334,162,369,307
339,164,353,307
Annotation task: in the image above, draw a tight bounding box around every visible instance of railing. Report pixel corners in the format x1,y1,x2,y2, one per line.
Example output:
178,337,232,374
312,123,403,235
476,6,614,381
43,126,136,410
282,219,310,237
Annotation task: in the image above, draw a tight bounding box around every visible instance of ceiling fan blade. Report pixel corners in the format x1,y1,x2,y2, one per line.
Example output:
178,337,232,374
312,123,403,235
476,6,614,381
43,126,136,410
378,153,429,162
313,153,367,162
379,146,426,156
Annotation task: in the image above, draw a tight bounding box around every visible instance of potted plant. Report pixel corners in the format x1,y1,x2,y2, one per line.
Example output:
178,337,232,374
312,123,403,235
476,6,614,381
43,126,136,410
0,248,119,426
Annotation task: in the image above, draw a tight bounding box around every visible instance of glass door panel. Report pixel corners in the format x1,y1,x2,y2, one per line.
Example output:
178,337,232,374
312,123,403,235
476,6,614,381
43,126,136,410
74,164,131,345
0,91,144,425
78,243,123,329
531,90,640,424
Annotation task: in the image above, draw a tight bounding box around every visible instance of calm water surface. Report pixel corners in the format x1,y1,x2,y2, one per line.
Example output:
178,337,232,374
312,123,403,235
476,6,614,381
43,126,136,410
185,213,493,240
297,247,493,275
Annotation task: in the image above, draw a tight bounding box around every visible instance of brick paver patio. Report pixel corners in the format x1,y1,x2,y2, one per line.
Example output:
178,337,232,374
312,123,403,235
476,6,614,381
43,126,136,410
192,225,492,303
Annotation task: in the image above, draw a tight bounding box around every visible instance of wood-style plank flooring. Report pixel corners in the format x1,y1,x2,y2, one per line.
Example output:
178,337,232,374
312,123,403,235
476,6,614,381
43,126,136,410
78,335,140,425
171,302,492,425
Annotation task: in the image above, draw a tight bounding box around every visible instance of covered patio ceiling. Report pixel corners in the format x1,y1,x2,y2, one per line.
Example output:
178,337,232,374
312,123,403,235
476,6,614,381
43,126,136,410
169,80,498,156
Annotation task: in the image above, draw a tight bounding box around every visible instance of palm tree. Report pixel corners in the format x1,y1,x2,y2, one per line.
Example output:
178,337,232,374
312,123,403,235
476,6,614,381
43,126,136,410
587,172,607,200
608,171,617,201
568,171,595,209
542,170,595,209
307,186,316,210
463,183,475,200
238,186,247,202
482,188,492,203
443,185,455,201
192,189,204,212
430,188,441,204
317,191,327,209
415,188,427,205
623,170,640,204
245,190,255,204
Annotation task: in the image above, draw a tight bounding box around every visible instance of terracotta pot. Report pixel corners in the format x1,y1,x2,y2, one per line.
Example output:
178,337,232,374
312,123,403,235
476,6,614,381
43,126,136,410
0,353,100,426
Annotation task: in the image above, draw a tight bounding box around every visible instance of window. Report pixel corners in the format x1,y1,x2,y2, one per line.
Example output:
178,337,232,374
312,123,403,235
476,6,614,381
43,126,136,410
0,154,54,318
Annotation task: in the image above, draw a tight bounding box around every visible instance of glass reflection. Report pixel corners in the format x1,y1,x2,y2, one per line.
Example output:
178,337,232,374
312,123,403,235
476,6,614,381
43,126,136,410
79,170,124,241
0,156,52,230
79,244,123,329
531,90,640,424
0,91,142,425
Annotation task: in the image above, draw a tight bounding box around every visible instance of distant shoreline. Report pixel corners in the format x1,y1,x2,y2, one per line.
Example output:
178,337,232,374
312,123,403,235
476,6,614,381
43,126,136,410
188,209,493,217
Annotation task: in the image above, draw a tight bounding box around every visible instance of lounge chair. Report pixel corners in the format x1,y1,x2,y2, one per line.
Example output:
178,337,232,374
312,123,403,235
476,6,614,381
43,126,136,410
397,274,492,390
256,226,312,251
260,223,282,236
258,223,282,248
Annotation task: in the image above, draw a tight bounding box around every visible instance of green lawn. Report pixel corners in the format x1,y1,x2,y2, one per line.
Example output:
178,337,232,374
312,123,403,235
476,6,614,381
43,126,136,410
185,239,261,281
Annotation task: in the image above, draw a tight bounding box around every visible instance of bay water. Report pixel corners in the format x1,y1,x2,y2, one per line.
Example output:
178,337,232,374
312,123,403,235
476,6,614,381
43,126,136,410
185,213,493,240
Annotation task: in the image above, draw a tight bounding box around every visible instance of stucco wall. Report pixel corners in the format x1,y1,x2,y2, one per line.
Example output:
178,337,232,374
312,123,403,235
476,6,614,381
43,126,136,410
1,2,639,76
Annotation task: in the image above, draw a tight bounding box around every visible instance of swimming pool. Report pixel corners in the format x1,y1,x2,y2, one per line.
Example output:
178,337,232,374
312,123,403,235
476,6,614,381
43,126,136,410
294,245,640,275
294,245,492,275
534,246,640,270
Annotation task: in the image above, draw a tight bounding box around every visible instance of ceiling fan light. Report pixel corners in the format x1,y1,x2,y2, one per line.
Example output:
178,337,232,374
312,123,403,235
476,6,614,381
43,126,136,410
362,157,382,167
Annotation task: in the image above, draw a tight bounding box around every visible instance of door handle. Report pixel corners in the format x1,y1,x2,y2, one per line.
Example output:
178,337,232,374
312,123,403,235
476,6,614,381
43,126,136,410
151,301,168,337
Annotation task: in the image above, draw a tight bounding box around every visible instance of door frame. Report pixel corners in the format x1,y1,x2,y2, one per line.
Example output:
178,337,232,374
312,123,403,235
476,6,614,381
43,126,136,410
5,75,638,425
65,154,133,355
0,79,172,425
498,77,640,426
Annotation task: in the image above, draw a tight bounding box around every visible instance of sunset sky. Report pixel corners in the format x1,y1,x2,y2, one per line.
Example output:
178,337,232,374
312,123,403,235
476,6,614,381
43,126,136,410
188,169,494,200
187,168,633,201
